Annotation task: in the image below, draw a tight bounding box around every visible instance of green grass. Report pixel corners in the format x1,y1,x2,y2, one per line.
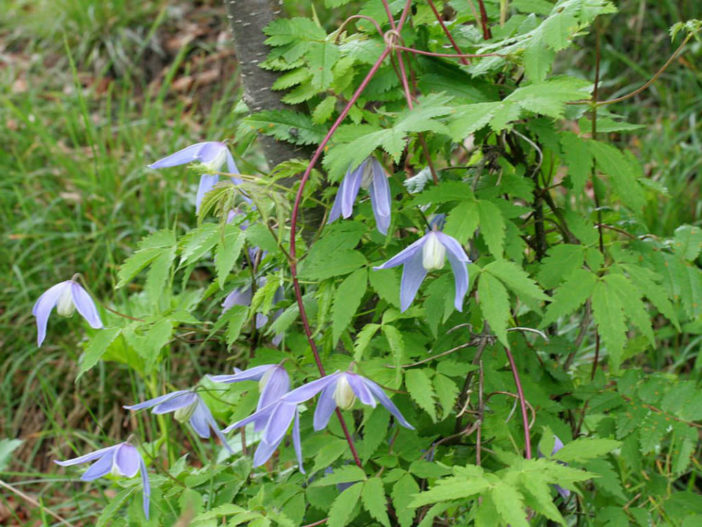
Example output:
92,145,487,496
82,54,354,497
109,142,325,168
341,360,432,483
0,3,243,519
0,0,700,522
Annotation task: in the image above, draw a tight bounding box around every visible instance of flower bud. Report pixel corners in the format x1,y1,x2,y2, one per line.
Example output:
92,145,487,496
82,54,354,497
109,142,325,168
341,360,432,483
174,400,198,423
422,232,446,271
56,286,76,317
333,375,357,410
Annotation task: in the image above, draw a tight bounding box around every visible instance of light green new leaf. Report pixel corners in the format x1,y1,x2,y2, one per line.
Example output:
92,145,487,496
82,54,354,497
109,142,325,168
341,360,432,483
78,327,122,377
553,438,621,463
383,324,405,383
433,373,459,418
362,478,391,527
541,269,597,327
477,200,505,257
328,483,362,527
591,278,627,370
307,40,339,90
523,33,555,82
444,201,480,244
354,323,380,361
506,77,592,119
484,260,548,301
245,109,327,146
478,272,510,345
673,225,702,261
117,230,176,288
491,481,528,527
448,102,502,141
410,474,489,507
332,268,367,344
541,11,578,51
405,369,437,422
179,223,219,265
215,224,245,289
145,247,175,303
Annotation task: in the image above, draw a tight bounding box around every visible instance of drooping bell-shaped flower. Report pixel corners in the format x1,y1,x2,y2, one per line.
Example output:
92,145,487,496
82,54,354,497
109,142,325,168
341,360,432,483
225,397,304,472
55,441,150,519
32,279,103,347
124,390,233,454
147,141,242,213
328,157,392,234
209,364,290,431
374,217,470,312
292,371,414,431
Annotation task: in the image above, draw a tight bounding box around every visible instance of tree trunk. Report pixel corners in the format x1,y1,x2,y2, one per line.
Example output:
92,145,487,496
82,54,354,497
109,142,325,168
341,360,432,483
223,0,303,169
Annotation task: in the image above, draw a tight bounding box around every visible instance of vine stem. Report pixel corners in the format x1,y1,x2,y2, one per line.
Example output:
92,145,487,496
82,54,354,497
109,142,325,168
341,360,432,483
476,0,492,39
288,47,391,469
427,0,470,65
504,346,532,459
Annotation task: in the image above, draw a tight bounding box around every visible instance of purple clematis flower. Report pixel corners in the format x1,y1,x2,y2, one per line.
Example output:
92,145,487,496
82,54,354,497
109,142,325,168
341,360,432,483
147,141,242,213
288,371,414,431
124,390,233,454
33,279,103,347
328,157,392,234
55,441,150,519
209,364,290,431
225,398,304,472
374,218,470,312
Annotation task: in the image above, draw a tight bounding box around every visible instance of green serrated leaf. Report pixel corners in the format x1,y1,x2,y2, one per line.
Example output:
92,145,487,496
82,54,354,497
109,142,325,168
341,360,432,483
410,472,489,507
541,269,597,327
554,438,621,463
444,200,480,244
491,481,528,527
328,483,362,527
506,77,592,119
449,102,502,141
117,230,175,288
484,259,548,301
354,323,381,361
245,109,327,146
308,41,340,90
477,200,505,257
312,465,366,487
433,373,459,418
560,132,592,194
78,327,122,377
96,486,136,527
362,478,391,527
312,96,337,124
589,140,645,212
179,223,219,265
591,278,627,371
673,225,702,261
392,474,420,527
405,369,437,421
332,268,367,344
215,224,245,289
478,272,510,345
605,273,654,345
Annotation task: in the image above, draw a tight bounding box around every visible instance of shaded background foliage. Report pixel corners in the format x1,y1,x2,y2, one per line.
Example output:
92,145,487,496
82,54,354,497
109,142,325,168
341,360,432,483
0,0,701,525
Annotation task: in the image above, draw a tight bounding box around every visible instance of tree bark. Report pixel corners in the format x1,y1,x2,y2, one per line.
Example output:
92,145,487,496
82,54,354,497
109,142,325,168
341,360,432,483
223,0,303,169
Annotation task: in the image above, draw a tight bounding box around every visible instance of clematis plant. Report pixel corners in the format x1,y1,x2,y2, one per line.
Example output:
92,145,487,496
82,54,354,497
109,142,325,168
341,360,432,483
124,390,233,454
374,216,470,312
147,141,242,213
328,156,392,234
209,364,290,430
32,278,103,347
55,440,150,519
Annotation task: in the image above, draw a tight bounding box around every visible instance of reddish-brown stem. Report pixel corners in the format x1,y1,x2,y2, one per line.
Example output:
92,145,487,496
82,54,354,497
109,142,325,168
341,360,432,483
380,0,397,30
504,346,532,459
288,48,391,469
477,0,492,39
394,45,503,59
427,0,470,65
